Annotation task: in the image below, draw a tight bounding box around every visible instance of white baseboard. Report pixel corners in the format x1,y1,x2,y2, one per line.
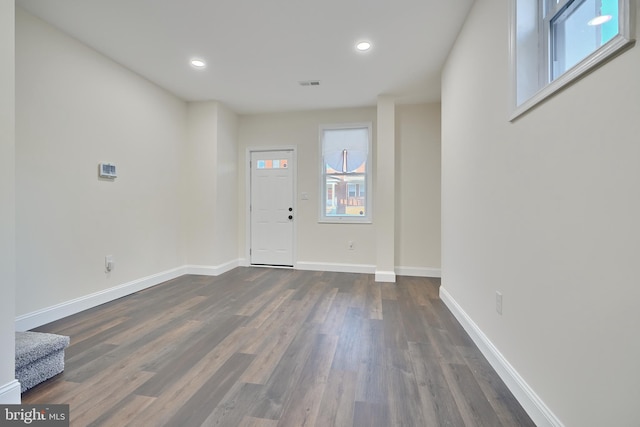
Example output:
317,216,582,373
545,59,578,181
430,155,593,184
15,266,186,331
296,261,375,275
15,260,245,331
12,259,434,331
185,259,241,276
395,266,441,278
439,286,564,427
0,380,21,404
374,270,396,283
294,262,440,281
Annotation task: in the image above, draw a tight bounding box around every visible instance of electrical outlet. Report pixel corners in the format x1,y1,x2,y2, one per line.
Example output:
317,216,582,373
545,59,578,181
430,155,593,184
105,255,114,273
496,291,503,315
348,241,355,250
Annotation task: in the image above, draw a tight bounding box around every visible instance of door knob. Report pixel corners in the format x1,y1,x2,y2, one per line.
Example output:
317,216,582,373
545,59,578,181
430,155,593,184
288,215,293,220
289,207,293,212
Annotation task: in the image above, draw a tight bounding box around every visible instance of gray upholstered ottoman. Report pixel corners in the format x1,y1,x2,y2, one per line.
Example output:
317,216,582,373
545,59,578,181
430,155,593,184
15,331,70,393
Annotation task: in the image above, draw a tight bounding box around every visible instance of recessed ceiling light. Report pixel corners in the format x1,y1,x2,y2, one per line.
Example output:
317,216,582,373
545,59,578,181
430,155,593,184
588,15,613,26
356,41,372,52
190,58,206,69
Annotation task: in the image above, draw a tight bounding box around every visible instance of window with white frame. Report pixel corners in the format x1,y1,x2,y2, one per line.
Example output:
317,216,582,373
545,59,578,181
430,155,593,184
510,0,635,119
319,123,372,223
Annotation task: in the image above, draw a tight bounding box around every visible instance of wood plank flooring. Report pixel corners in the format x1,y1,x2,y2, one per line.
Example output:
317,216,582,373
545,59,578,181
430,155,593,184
23,268,535,427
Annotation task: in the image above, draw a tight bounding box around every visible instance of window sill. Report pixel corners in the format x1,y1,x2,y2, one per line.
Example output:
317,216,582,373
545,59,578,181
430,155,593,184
510,34,636,121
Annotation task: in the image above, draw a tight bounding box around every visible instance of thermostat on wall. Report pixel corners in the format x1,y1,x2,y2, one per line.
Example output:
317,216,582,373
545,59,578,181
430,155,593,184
98,162,117,179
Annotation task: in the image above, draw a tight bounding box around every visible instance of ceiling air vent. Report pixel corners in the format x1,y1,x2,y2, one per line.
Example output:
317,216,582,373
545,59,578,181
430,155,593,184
299,80,321,86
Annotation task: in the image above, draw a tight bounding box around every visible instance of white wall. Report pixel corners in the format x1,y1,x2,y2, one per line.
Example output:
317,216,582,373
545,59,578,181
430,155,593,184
441,1,640,426
376,96,396,281
238,108,378,269
15,9,188,317
214,104,239,264
395,104,441,273
0,0,19,403
184,101,238,268
185,102,218,266
238,106,442,275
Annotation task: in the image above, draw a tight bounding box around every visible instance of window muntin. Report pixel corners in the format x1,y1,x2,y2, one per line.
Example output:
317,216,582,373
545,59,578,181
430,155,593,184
510,0,634,119
320,124,372,223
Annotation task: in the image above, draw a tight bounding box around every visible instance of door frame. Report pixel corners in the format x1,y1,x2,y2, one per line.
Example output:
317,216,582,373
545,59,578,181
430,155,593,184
245,146,297,268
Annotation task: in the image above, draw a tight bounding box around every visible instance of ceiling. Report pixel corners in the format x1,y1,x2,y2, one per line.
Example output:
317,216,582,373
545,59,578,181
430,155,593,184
17,0,475,114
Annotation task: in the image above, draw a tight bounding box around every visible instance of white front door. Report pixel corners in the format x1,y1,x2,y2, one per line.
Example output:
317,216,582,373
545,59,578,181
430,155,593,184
250,150,294,267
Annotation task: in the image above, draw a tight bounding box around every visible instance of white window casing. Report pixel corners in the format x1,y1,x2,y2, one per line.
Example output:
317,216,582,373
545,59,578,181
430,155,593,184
319,123,373,223
509,0,636,120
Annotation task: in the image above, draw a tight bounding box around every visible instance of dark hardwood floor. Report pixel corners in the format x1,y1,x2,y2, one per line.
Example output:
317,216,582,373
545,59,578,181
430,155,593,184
23,268,535,426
